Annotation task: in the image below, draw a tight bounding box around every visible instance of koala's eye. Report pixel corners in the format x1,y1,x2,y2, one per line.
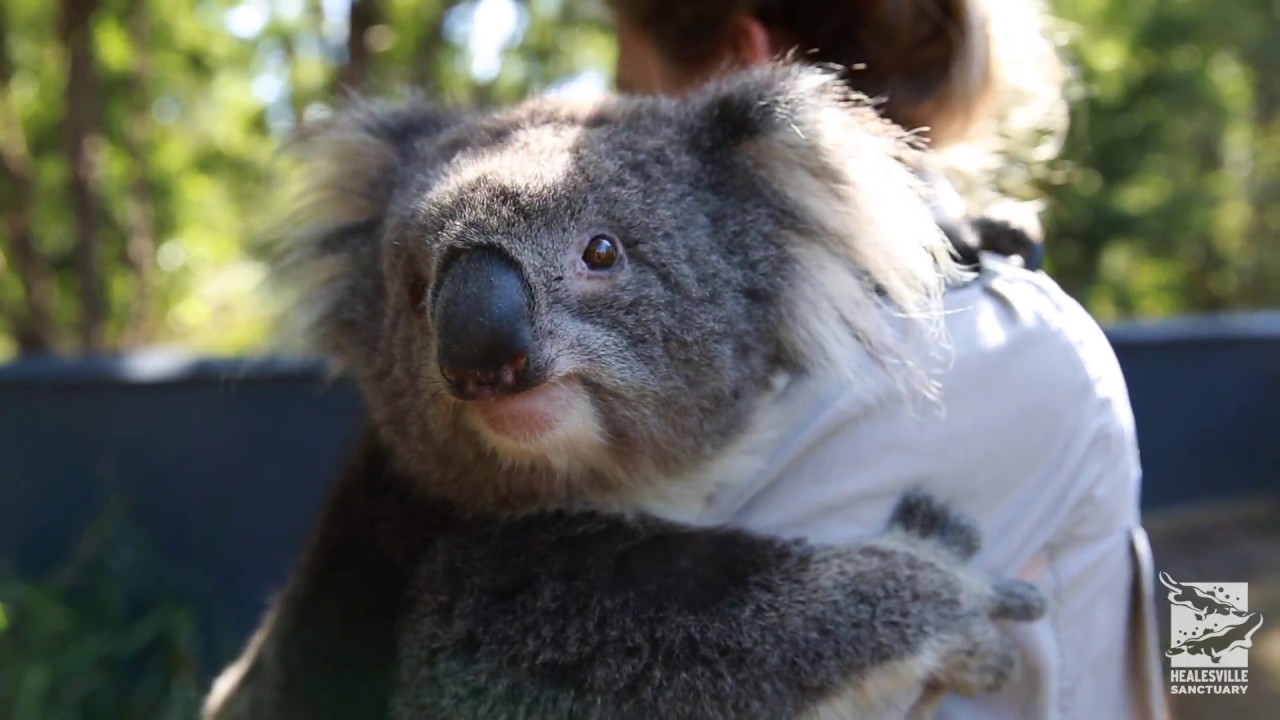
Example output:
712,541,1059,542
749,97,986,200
407,275,427,313
582,234,620,271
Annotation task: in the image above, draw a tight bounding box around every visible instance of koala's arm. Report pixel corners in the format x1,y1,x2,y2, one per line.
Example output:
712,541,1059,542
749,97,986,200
204,429,1042,720
394,494,1046,720
201,428,454,720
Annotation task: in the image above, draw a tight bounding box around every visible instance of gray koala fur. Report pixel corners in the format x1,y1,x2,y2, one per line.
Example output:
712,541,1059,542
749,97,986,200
391,491,1046,720
203,64,1046,719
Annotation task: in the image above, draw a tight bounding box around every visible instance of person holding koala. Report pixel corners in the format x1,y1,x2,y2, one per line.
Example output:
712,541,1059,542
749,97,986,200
202,2,1164,719
206,63,1054,720
607,1,1162,719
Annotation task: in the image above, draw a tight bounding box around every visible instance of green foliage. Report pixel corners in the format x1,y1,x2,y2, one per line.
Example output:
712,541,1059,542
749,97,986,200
0,0,1277,356
0,506,205,720
1043,0,1280,319
0,0,614,359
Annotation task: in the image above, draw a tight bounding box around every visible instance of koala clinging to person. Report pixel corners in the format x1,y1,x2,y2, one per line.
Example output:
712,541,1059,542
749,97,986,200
204,64,1047,720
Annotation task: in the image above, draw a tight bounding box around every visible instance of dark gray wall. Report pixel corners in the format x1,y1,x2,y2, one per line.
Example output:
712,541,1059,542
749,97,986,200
0,312,1277,667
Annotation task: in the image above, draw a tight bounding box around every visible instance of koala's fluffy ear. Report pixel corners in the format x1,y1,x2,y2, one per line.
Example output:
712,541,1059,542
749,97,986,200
685,64,965,396
272,101,459,368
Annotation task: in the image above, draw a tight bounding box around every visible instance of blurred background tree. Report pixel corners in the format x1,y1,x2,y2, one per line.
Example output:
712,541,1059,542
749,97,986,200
0,0,615,359
0,0,1277,360
1044,0,1280,318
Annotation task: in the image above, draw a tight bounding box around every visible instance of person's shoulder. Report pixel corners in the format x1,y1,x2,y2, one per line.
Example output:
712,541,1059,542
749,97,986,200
971,253,1094,324
947,254,1137,442
971,254,1123,377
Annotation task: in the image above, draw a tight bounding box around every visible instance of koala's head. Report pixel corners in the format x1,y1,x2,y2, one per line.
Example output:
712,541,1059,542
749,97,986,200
278,64,958,512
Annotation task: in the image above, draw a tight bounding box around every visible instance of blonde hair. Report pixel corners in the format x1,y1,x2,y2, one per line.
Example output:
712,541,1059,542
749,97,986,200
933,0,1070,214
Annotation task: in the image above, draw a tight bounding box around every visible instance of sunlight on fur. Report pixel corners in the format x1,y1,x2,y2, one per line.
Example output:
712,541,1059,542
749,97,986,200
748,72,964,401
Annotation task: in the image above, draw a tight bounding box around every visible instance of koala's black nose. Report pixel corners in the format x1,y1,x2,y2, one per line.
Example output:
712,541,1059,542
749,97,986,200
433,248,536,400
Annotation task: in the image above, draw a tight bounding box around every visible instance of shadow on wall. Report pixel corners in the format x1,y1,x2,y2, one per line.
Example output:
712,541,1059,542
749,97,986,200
0,311,1277,686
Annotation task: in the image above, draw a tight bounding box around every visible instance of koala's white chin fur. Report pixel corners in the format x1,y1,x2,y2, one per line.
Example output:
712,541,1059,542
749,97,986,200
463,377,607,472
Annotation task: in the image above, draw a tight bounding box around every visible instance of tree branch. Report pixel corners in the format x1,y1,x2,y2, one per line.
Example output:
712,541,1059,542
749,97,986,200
0,4,57,354
59,0,107,353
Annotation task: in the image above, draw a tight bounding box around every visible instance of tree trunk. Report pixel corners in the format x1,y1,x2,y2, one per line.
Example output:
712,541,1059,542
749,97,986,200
1241,44,1280,308
121,0,155,347
336,0,380,92
0,6,57,354
60,0,107,353
409,3,448,91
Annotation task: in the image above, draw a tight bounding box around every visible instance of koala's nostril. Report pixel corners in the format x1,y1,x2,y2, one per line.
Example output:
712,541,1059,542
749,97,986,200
506,353,528,376
440,352,532,400
499,353,529,389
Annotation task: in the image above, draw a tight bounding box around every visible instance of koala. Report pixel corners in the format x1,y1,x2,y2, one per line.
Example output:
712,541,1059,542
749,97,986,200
204,64,1046,719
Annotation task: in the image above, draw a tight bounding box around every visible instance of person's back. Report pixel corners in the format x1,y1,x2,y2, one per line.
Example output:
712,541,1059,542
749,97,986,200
607,0,1161,716
693,252,1146,718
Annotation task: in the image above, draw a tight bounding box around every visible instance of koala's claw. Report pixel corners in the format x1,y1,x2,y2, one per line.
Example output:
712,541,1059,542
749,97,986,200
887,490,982,561
989,579,1048,622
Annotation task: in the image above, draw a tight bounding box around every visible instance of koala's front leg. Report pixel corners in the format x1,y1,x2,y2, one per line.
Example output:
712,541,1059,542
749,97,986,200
800,493,1047,720
394,492,1045,720
202,430,450,720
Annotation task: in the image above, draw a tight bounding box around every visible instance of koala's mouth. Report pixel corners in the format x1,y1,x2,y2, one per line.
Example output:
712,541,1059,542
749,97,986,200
465,376,593,448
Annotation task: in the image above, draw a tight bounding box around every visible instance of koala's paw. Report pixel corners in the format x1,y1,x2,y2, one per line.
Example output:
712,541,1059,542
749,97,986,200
886,490,983,561
885,492,1048,698
926,578,1046,698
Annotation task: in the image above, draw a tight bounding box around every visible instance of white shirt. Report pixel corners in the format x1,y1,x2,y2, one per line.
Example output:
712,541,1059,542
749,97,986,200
696,253,1147,719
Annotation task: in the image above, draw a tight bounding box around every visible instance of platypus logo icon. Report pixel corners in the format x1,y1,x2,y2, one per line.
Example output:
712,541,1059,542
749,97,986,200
1161,572,1263,668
